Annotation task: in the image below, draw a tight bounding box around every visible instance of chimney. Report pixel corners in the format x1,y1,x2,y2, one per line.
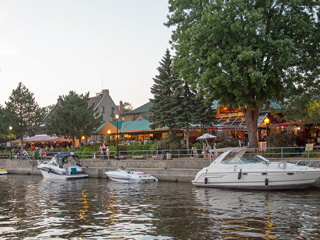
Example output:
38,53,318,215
120,101,123,114
102,89,109,96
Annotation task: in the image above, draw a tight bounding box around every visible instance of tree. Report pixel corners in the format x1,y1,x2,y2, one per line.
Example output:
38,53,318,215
5,82,44,148
150,49,183,134
116,102,133,113
45,91,103,151
166,0,320,148
283,94,320,125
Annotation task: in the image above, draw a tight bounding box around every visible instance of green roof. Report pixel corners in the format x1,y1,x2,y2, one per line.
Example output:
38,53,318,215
120,120,153,131
92,122,106,133
126,102,153,114
110,121,124,129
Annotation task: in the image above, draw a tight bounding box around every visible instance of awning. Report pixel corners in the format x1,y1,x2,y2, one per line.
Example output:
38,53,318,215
206,113,268,131
277,122,299,127
12,134,72,143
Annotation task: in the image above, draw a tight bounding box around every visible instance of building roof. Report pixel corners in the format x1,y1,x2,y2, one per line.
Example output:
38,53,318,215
88,95,105,110
211,100,283,111
126,102,153,115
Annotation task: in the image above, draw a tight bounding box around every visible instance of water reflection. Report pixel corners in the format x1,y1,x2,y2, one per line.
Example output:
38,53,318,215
0,175,320,239
193,188,320,239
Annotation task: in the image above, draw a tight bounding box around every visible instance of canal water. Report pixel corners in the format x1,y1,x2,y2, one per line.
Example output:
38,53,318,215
0,175,320,239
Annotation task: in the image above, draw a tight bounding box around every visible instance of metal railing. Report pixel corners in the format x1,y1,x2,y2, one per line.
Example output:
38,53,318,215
0,146,319,161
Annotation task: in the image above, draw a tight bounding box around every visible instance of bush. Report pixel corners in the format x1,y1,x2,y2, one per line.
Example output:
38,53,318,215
217,140,238,148
267,132,296,148
301,151,320,158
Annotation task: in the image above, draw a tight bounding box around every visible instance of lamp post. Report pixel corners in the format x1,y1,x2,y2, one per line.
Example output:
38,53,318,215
9,126,12,160
264,117,270,138
115,114,119,160
107,130,111,146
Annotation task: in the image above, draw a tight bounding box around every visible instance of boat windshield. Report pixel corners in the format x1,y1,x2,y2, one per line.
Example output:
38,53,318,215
223,156,264,164
48,157,57,166
60,155,79,166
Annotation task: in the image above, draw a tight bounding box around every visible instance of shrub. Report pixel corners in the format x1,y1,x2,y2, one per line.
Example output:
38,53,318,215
217,140,238,148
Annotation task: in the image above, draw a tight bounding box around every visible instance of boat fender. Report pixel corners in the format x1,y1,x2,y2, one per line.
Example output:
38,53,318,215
238,169,242,180
265,178,269,187
204,177,208,184
278,161,287,170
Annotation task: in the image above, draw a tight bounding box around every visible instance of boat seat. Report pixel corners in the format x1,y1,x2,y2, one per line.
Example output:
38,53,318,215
70,168,78,174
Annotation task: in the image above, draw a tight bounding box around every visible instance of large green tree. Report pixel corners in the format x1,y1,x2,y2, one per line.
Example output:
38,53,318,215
166,0,320,148
150,49,183,134
283,94,320,126
5,82,44,148
45,91,103,151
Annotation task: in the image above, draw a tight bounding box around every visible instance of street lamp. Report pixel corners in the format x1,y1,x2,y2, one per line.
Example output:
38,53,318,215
264,117,270,138
107,130,111,146
9,126,12,160
115,114,119,160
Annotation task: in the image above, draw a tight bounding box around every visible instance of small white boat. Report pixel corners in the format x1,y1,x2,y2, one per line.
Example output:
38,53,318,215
37,154,88,180
192,148,320,190
105,168,158,183
0,168,8,175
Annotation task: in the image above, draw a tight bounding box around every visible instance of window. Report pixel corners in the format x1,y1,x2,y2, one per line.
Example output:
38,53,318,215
101,106,105,113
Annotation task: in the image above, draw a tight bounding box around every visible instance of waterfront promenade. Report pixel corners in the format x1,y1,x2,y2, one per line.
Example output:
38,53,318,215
2,156,320,185
0,157,211,182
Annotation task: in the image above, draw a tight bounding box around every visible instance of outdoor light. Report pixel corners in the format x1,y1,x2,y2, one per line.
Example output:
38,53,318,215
115,115,119,160
9,126,12,160
107,130,111,145
264,117,270,124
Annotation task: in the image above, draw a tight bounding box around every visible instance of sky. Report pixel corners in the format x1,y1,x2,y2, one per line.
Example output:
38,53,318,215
0,0,172,109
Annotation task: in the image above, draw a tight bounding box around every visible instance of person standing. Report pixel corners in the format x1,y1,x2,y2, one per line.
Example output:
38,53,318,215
100,144,106,160
106,146,110,160
42,149,47,160
39,148,43,160
156,146,161,160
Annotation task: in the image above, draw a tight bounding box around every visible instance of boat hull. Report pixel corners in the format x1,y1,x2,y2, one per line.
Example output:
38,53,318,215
0,169,8,175
106,174,157,183
39,169,88,180
192,170,320,190
105,169,158,183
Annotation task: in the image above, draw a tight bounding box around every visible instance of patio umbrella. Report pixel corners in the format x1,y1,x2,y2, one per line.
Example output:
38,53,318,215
88,140,101,145
196,133,217,145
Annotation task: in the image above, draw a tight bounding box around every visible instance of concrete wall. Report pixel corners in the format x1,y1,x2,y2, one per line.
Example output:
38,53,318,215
0,158,211,182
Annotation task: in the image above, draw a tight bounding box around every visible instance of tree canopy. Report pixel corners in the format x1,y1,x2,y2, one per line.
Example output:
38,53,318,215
166,0,320,148
5,82,44,147
45,91,103,151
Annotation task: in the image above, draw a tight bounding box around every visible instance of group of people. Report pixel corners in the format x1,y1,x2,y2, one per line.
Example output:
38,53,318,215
202,143,217,160
99,144,110,160
11,148,47,160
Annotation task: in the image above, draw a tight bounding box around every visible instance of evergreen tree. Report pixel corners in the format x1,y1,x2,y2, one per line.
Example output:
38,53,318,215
45,91,103,151
166,0,320,148
5,82,44,148
172,81,197,150
150,49,182,134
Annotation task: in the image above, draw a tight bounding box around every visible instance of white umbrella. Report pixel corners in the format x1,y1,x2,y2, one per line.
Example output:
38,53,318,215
196,133,217,140
196,133,217,145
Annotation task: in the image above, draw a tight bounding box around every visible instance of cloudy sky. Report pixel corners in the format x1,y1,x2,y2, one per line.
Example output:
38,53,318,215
0,0,172,109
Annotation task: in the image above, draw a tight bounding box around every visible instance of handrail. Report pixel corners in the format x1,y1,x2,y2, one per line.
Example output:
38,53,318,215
0,146,319,161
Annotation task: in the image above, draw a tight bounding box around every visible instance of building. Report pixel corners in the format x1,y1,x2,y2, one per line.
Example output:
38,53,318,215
31,89,120,148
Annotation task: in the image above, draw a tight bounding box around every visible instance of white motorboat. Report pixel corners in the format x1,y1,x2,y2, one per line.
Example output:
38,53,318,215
105,168,158,183
0,168,8,175
37,154,88,180
192,148,320,190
